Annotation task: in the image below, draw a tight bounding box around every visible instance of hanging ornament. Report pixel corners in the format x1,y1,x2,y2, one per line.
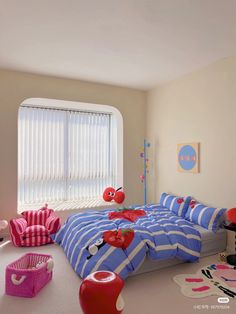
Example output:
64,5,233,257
140,174,145,181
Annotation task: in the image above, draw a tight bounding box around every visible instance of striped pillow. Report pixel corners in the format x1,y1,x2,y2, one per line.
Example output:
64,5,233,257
159,193,191,217
185,200,226,232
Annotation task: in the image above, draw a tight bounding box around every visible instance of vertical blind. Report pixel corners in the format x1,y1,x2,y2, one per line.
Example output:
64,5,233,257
18,106,117,206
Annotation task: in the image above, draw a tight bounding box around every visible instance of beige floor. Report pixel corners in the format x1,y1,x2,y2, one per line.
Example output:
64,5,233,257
0,239,234,314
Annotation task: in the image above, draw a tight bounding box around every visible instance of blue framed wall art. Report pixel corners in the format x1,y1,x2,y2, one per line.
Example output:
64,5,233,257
177,142,199,173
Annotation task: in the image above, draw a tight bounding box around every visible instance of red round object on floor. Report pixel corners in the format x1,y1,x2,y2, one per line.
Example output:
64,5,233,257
227,208,236,224
79,271,124,314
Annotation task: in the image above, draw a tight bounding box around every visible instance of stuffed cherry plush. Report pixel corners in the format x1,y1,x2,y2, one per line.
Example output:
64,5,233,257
103,187,125,204
113,189,125,204
103,187,116,202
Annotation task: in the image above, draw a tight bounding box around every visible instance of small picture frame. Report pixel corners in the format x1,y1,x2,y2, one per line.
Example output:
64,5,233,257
177,143,199,173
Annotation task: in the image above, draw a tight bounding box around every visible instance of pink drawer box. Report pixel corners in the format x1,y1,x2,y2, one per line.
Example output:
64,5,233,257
5,253,54,298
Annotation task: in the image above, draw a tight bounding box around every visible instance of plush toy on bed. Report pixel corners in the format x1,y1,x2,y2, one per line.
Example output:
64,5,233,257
103,187,125,204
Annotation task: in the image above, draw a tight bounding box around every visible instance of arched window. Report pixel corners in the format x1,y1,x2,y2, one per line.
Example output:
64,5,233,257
18,98,123,212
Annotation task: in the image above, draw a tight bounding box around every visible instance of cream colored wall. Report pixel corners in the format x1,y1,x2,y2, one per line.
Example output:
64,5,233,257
0,69,146,222
147,54,236,208
2,52,236,224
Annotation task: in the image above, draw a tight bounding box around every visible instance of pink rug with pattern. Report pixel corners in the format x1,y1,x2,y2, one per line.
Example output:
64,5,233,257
173,264,236,298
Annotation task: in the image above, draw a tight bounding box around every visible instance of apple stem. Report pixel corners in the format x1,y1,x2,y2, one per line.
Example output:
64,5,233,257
116,187,122,192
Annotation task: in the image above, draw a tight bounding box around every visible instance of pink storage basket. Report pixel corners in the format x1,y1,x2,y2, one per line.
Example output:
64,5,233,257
5,253,53,298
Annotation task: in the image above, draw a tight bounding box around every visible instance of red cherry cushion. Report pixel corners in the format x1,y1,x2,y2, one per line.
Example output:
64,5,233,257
103,187,116,202
108,209,146,222
103,229,134,249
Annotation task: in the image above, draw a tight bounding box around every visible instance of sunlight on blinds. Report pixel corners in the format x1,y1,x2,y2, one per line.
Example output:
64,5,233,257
18,106,117,207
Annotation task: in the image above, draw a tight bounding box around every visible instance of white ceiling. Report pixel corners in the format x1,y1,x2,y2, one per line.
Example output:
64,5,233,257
1,0,236,90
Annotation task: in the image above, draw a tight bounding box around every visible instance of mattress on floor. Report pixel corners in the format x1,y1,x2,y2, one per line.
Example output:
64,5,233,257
130,225,227,276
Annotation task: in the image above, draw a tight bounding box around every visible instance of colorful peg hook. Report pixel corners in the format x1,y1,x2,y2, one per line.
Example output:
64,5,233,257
140,139,151,205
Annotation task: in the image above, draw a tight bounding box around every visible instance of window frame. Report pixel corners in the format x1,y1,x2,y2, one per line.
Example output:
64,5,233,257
17,97,123,211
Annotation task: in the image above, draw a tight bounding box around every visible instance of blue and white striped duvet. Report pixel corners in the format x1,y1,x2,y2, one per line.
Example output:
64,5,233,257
53,204,201,279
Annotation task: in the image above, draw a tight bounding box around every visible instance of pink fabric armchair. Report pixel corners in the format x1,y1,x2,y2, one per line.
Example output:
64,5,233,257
9,204,61,247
